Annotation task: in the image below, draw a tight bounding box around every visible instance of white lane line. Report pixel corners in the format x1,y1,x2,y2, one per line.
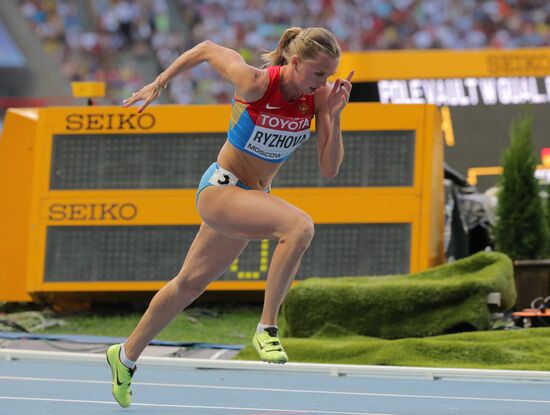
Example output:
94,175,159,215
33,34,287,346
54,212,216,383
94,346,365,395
210,349,230,359
0,396,394,415
0,375,549,404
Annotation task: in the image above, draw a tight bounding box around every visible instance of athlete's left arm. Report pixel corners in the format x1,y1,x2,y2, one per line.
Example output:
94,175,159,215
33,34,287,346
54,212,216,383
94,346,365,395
315,71,354,178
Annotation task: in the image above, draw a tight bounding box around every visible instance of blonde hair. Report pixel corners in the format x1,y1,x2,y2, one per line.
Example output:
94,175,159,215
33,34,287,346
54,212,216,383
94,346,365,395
261,27,341,66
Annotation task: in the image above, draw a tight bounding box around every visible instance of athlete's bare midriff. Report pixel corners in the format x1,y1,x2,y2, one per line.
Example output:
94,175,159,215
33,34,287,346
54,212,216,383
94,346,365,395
217,141,282,191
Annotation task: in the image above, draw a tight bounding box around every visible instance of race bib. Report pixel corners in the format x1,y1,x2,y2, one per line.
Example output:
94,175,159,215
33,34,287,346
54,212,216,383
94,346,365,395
208,166,239,187
244,113,311,161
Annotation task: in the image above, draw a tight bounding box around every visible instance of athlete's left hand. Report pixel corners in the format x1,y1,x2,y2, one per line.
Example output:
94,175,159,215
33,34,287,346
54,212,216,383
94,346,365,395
327,70,354,117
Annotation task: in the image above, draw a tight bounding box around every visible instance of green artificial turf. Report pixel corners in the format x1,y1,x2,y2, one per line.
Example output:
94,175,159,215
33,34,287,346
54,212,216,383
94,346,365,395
283,252,516,339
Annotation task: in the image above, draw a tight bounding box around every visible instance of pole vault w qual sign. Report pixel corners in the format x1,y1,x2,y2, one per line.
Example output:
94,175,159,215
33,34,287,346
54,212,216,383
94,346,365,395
378,76,550,106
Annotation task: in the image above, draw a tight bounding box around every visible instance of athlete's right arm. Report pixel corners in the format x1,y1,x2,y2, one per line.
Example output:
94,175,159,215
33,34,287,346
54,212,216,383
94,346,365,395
123,41,267,112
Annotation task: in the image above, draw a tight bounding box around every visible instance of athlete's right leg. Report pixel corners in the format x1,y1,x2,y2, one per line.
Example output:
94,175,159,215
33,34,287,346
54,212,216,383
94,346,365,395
107,222,248,407
123,222,249,361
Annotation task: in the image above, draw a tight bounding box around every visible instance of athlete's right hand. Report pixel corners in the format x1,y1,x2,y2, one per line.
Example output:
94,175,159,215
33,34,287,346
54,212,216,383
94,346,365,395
122,81,163,113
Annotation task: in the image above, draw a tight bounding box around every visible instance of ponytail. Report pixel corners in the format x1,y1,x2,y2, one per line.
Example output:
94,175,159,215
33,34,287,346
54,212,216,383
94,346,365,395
261,27,341,67
261,27,303,66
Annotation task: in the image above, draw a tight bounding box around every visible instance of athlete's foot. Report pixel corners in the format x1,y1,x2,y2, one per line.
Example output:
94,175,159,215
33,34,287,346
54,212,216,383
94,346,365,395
106,344,136,407
252,327,288,364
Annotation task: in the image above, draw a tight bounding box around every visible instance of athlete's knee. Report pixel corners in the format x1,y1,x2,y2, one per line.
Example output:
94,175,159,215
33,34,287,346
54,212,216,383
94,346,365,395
281,214,315,249
298,215,315,244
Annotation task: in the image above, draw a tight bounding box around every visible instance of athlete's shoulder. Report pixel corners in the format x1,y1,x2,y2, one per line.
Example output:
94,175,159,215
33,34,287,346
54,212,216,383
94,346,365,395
236,66,270,103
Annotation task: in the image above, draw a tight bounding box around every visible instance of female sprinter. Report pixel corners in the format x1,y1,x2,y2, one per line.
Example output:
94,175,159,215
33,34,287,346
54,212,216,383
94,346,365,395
107,26,353,408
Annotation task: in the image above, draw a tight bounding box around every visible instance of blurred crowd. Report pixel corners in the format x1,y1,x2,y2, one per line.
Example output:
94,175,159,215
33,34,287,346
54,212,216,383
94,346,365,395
19,0,550,105
19,0,170,103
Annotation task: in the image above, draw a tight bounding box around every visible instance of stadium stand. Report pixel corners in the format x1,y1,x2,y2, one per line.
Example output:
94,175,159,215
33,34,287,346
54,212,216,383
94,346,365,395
14,0,550,104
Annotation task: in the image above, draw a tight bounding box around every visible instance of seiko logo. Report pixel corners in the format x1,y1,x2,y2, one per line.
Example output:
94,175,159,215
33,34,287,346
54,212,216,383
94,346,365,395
49,203,138,221
65,113,155,131
486,53,550,76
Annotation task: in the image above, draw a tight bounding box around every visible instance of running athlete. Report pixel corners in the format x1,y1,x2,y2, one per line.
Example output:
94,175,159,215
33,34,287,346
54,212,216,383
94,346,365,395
106,26,353,408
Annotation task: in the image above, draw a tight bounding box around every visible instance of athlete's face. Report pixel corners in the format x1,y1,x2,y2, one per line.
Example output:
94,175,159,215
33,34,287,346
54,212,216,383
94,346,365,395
294,53,340,95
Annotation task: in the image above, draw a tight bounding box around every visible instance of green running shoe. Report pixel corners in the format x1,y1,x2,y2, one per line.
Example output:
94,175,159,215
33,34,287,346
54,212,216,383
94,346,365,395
252,327,288,364
106,344,136,408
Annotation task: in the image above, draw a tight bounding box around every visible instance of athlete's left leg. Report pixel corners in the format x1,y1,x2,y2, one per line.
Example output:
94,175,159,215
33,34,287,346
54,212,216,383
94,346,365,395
198,186,315,329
